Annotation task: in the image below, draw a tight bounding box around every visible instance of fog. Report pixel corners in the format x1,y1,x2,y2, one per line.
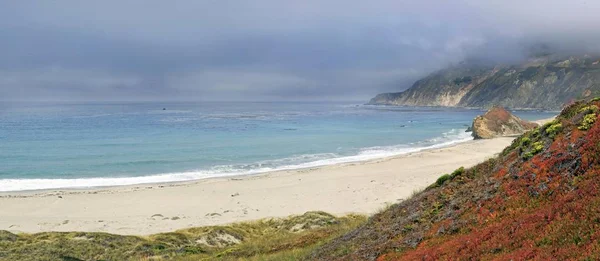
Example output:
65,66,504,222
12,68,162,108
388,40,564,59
1,0,599,102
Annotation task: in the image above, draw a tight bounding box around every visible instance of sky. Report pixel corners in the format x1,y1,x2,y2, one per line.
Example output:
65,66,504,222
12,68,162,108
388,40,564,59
1,0,600,102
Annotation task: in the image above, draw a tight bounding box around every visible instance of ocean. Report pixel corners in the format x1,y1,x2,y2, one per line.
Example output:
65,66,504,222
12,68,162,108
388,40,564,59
0,102,556,192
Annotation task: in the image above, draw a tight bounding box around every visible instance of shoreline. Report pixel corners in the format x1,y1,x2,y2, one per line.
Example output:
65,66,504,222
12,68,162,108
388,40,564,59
0,118,553,235
0,117,554,194
0,132,474,196
0,137,515,235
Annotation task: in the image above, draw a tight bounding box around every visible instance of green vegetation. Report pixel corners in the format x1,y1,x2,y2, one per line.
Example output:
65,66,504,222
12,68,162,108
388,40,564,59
531,127,540,137
450,166,465,178
579,113,597,130
434,166,464,187
436,174,452,186
522,141,544,160
578,104,600,114
544,121,562,138
0,212,365,261
519,136,531,147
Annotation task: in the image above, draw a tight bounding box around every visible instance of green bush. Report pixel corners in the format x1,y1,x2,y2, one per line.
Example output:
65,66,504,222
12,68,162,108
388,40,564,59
532,141,544,154
545,122,562,138
519,137,531,147
522,152,534,160
578,113,597,130
522,141,544,160
450,167,465,178
578,105,600,114
436,174,452,186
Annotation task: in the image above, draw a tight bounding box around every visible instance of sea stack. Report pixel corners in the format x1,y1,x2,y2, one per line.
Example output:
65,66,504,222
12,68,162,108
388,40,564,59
471,106,538,139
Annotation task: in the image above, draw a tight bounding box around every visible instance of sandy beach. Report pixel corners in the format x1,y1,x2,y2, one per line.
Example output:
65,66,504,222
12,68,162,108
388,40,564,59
0,136,517,235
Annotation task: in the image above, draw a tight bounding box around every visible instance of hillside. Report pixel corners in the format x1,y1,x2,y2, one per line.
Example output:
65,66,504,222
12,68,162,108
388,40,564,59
311,98,600,260
369,56,600,110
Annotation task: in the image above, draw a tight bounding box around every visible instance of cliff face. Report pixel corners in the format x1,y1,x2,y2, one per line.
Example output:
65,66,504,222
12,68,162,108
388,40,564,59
312,98,600,260
369,65,496,107
471,106,538,139
369,56,600,110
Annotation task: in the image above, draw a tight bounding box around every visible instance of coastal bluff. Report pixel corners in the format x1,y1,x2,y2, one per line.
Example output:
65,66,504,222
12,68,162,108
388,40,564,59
471,106,538,139
368,55,600,110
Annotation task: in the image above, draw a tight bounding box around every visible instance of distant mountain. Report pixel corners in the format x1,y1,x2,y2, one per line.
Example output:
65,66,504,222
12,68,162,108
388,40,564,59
369,55,600,110
313,98,600,260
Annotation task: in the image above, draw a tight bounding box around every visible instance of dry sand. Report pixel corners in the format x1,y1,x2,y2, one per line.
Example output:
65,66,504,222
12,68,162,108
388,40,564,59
0,137,516,235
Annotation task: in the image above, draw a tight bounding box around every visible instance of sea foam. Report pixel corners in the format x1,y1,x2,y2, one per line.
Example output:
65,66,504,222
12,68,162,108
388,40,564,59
0,129,473,192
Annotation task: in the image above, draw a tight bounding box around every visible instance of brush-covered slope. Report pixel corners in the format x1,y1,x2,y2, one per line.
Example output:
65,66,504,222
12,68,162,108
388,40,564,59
312,98,600,260
369,56,600,110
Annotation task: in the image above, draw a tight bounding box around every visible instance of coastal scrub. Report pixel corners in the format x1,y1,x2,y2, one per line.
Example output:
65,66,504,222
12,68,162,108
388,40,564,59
0,212,365,261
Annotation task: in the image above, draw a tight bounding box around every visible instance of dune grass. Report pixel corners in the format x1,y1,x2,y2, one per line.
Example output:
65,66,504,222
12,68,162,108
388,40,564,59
0,211,365,261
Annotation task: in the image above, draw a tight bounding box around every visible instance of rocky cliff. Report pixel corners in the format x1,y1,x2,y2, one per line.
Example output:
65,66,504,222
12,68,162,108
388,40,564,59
471,106,538,139
369,56,600,110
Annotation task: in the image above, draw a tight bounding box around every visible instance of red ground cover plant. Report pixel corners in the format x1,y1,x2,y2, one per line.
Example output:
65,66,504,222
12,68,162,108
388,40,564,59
312,99,600,261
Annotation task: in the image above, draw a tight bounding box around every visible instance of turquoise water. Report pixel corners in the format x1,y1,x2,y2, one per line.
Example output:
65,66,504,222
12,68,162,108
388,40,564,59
0,102,555,191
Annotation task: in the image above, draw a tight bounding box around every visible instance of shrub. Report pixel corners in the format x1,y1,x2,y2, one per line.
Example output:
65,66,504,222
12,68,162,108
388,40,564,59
519,137,531,147
545,122,562,138
532,141,544,154
578,105,599,114
578,113,597,130
591,97,600,102
436,174,452,186
522,151,534,160
522,141,544,160
450,167,465,178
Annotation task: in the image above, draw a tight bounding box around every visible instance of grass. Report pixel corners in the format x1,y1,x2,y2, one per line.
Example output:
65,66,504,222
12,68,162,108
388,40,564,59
0,212,366,261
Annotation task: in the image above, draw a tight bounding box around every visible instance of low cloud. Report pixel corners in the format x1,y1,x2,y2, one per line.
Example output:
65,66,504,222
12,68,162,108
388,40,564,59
1,1,600,102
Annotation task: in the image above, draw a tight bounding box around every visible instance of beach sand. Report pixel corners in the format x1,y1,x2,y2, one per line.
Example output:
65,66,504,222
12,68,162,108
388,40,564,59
0,136,516,235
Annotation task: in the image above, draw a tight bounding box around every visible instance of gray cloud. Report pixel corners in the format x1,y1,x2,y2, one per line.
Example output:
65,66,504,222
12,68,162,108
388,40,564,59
1,0,600,102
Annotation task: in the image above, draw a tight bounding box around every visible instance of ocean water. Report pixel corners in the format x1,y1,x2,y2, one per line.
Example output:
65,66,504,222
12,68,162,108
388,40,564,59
0,102,556,192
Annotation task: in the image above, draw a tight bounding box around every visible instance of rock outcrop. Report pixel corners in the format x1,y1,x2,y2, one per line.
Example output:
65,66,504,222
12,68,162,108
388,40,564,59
368,55,600,110
471,106,538,139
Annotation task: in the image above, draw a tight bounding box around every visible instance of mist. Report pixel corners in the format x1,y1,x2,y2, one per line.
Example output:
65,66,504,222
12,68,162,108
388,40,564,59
1,0,600,102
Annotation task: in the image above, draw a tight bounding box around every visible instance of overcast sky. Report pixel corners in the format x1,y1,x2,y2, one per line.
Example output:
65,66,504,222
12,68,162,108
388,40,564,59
1,0,599,102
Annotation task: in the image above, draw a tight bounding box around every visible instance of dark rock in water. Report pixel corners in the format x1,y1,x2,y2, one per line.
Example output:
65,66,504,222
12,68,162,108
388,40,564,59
283,128,297,131
471,106,538,139
399,125,406,128
465,126,472,132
